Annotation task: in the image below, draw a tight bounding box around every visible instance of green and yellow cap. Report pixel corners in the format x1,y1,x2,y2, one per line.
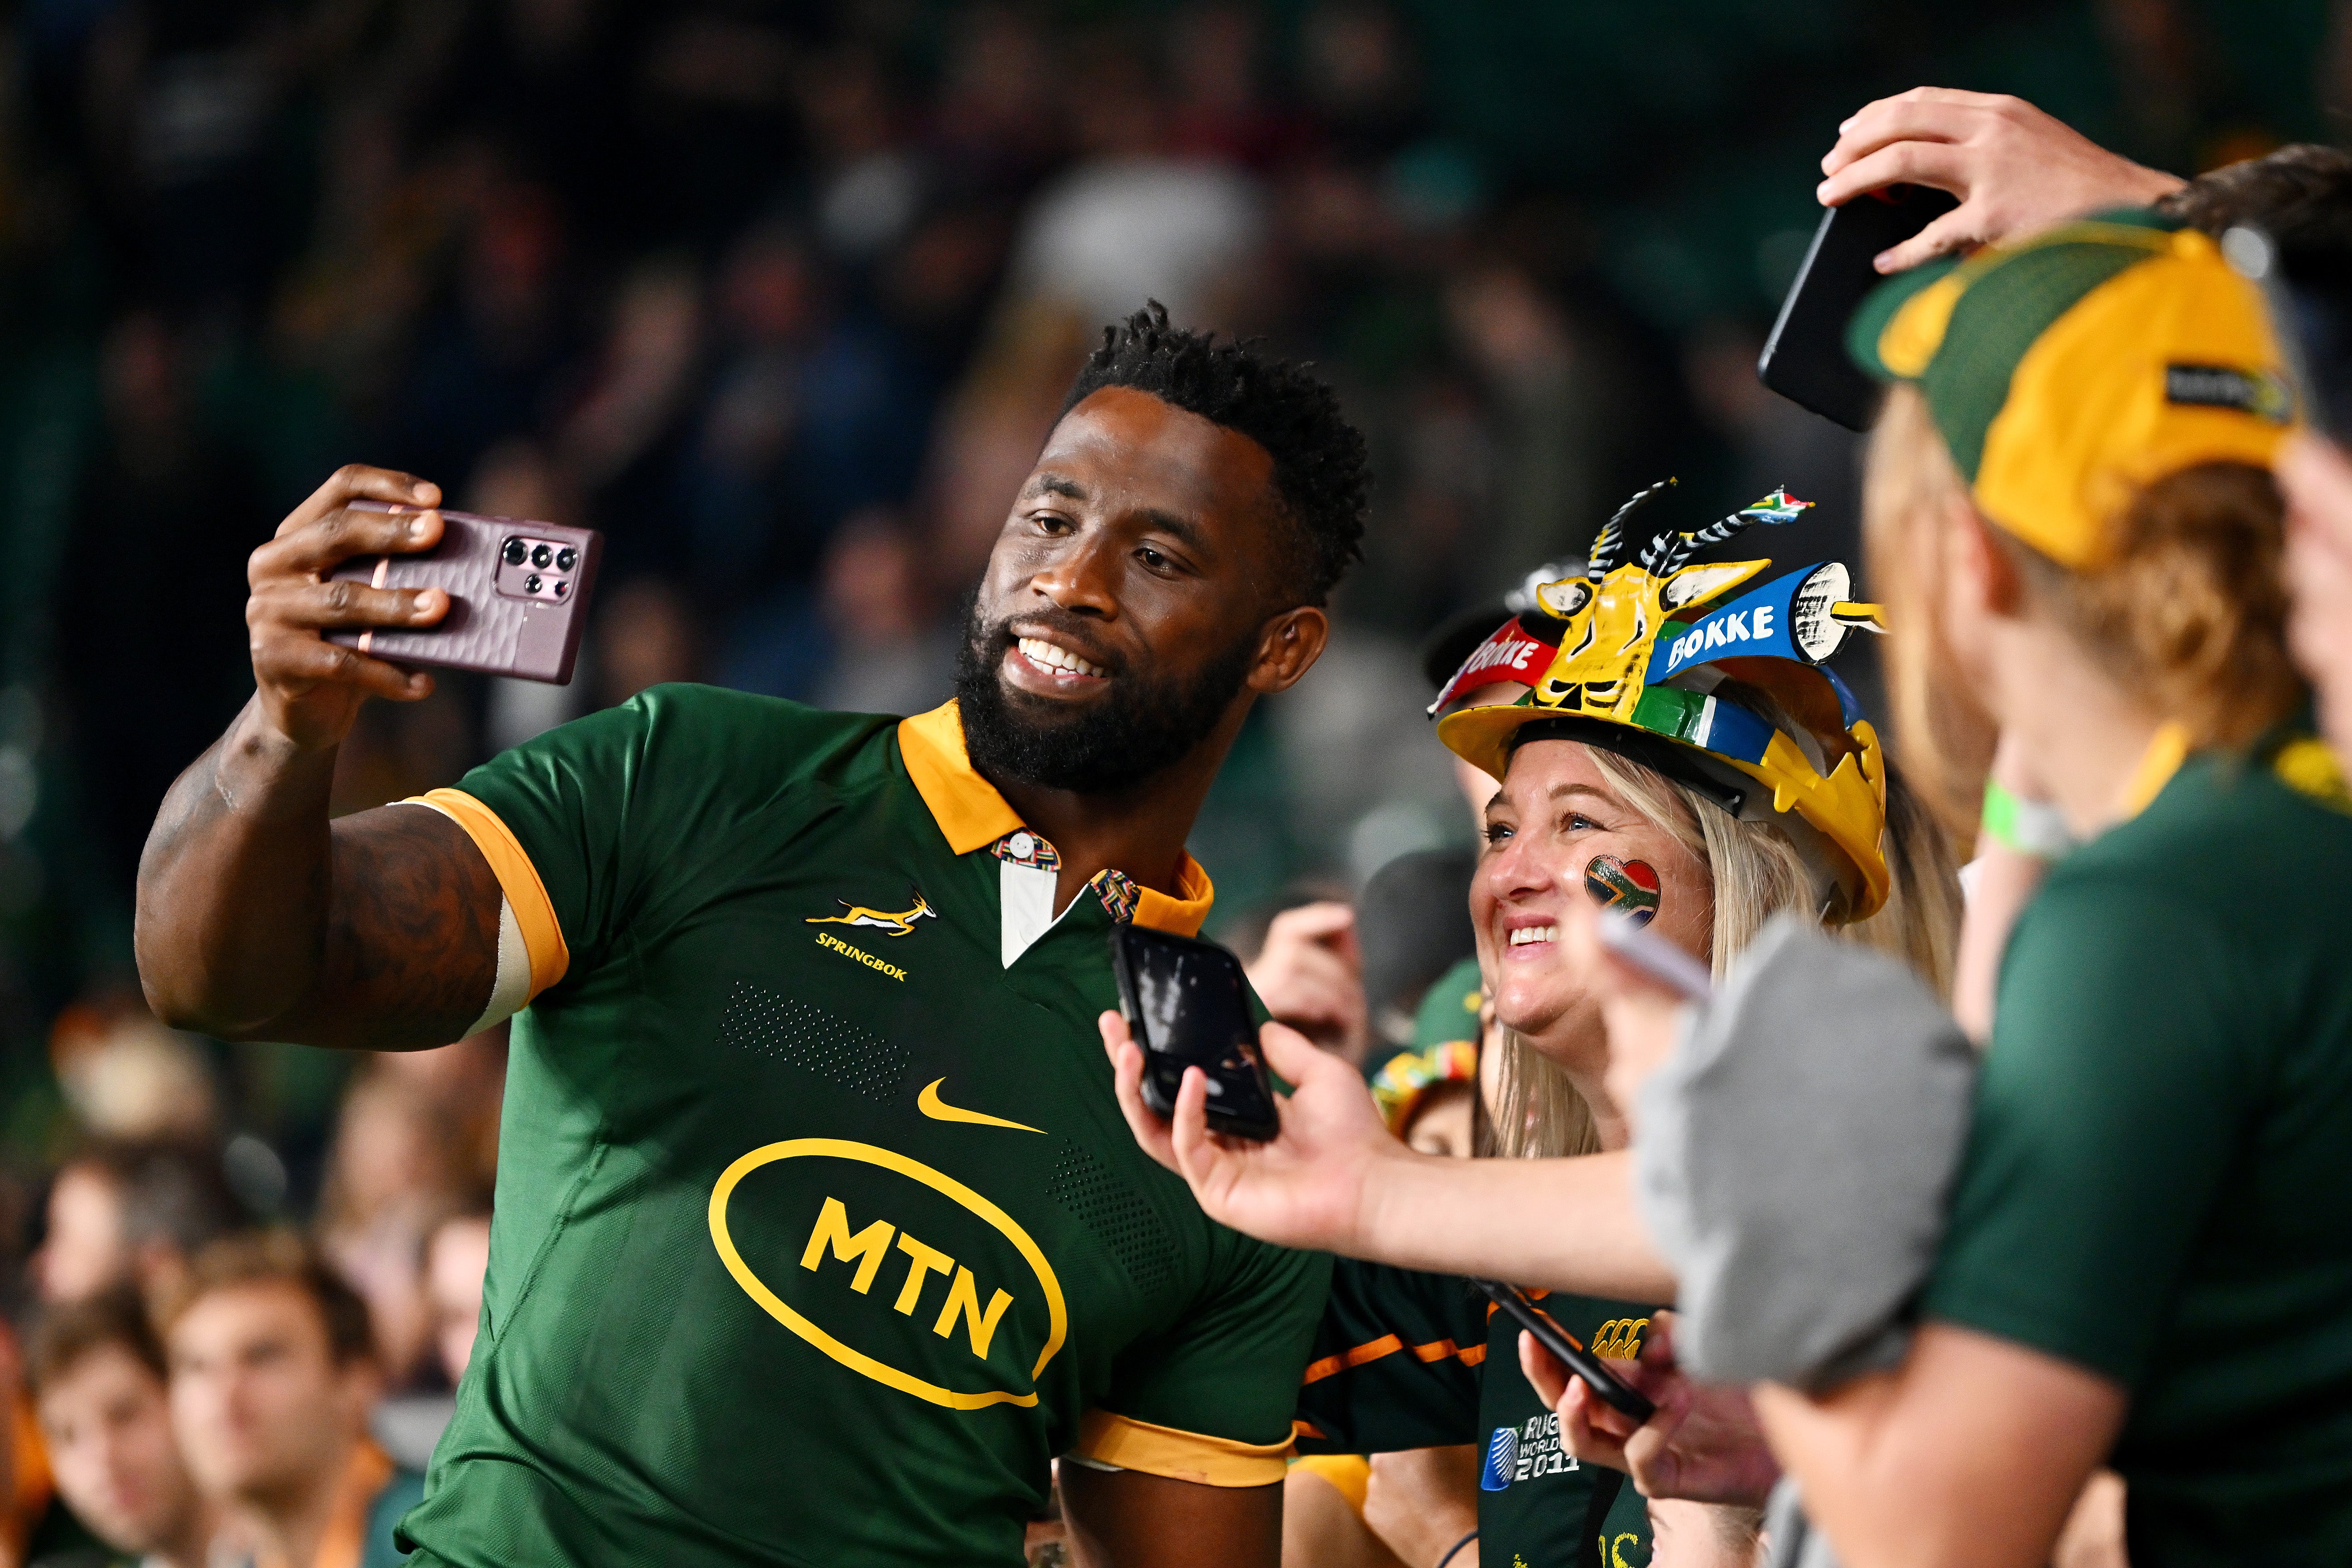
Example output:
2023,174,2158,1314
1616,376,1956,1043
1849,210,2296,568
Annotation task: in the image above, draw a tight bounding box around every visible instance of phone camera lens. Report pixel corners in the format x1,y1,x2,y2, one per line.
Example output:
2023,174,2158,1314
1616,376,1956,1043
552,580,567,598
524,574,542,594
530,543,553,569
503,538,528,566
555,547,577,572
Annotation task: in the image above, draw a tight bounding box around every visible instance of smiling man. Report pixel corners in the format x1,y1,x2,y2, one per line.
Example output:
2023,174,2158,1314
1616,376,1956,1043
134,304,1369,1568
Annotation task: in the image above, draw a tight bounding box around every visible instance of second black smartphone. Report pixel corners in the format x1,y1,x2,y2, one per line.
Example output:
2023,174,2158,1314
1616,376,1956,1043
1108,924,1281,1142
1471,1278,1657,1422
1758,183,1960,431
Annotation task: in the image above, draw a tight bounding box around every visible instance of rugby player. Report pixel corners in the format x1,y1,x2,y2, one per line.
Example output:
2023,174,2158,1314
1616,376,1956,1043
135,304,1370,1567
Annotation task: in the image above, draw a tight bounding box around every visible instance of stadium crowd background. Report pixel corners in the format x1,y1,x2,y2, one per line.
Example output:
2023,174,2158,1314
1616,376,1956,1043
0,0,2340,1563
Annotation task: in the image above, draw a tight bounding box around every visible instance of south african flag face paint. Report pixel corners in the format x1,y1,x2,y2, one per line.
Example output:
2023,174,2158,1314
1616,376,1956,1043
1583,854,1662,926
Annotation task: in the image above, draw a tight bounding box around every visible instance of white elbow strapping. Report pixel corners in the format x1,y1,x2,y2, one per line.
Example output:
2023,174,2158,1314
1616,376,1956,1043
465,896,530,1037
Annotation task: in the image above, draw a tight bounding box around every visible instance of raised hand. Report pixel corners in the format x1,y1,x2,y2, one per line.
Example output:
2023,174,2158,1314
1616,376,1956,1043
246,465,451,751
1519,1312,1780,1507
1818,88,2183,274
1100,1009,1400,1255
1242,901,1370,1064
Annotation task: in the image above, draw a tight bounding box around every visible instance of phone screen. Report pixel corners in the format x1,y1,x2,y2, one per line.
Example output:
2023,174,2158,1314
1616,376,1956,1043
1111,927,1281,1141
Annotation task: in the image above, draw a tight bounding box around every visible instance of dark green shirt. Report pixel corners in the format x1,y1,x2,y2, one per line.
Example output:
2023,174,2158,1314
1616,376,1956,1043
1297,1260,1655,1568
1926,735,2352,1565
394,689,1328,1568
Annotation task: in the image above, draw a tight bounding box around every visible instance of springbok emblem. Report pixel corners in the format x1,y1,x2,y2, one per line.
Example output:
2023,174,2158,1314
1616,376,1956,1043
1527,482,1812,720
805,890,937,938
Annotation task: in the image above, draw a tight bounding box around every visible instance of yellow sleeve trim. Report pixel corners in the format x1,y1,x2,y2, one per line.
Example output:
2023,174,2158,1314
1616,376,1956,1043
408,789,570,999
1289,1453,1370,1514
1072,1409,1292,1487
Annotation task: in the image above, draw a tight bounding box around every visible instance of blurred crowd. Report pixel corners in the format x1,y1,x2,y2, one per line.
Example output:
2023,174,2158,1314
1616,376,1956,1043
0,1,2342,1566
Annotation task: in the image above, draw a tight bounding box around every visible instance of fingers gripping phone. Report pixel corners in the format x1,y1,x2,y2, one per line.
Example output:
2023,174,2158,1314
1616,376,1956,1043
1470,1279,1657,1422
1108,925,1282,1143
325,502,602,684
1758,183,1961,431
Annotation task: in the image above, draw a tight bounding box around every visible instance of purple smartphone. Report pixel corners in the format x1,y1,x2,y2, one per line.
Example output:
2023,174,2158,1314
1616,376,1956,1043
325,502,601,684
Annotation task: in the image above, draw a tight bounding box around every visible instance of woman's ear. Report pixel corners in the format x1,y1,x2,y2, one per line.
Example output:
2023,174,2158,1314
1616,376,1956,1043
1249,606,1330,694
1945,496,2026,620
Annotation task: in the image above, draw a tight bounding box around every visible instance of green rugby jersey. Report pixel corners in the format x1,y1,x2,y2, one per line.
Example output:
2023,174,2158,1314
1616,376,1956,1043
391,688,1329,1568
1295,1260,1656,1568
1927,730,2352,1563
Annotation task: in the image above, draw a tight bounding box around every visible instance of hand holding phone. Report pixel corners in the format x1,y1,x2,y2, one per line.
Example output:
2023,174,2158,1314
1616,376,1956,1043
1109,925,1282,1143
324,502,601,684
1759,184,1960,430
1472,1278,1656,1422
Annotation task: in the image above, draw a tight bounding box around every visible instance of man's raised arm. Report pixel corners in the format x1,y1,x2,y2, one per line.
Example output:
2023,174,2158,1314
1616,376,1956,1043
136,465,502,1051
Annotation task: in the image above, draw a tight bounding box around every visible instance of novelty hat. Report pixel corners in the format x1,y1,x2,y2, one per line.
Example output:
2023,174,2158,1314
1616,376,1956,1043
1371,1040,1480,1138
1848,211,2296,568
1432,482,1892,920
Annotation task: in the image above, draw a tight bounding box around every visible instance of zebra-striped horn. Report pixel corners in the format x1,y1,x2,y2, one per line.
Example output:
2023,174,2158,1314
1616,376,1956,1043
1587,478,1675,578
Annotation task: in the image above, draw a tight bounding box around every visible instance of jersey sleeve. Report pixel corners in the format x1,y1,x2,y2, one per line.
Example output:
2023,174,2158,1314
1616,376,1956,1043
1072,1240,1332,1487
1923,871,2260,1387
1293,1260,1489,1454
415,686,874,1006
416,692,658,998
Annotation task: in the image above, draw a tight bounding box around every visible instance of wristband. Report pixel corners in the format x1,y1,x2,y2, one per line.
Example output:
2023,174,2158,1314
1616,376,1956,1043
1434,1530,1479,1568
1980,780,2074,860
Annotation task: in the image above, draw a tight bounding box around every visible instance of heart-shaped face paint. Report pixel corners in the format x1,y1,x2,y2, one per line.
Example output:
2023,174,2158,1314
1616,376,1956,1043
1583,855,1662,927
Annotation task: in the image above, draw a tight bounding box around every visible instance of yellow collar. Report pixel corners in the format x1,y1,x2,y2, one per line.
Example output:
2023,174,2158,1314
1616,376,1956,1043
2117,720,2191,820
897,701,1216,937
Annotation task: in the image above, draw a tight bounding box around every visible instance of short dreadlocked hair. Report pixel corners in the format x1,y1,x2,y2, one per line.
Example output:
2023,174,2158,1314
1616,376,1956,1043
1061,302,1369,606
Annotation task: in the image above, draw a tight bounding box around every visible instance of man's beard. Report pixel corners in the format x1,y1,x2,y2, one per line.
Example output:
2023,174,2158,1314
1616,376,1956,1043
953,589,1258,794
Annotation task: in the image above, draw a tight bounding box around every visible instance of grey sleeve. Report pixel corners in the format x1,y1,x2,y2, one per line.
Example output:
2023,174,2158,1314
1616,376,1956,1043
1634,915,1976,1390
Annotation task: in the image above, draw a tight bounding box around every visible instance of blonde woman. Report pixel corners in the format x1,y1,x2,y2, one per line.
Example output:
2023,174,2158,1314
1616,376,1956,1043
1105,484,1959,1566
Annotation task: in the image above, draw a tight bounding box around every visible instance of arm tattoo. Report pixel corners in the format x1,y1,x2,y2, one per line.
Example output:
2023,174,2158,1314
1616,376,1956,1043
300,806,503,1050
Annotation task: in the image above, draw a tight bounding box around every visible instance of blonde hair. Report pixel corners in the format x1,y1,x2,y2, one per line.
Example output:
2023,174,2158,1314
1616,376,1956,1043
1490,745,1962,1158
1864,384,2299,829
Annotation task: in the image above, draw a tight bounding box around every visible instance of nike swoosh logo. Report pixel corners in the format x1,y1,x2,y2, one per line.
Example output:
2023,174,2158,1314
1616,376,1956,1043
918,1078,1045,1135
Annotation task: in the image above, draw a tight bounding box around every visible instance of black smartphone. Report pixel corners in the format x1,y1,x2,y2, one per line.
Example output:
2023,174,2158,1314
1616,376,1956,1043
1471,1278,1657,1422
1108,925,1281,1143
2224,224,2352,446
1758,183,1961,431
325,502,602,684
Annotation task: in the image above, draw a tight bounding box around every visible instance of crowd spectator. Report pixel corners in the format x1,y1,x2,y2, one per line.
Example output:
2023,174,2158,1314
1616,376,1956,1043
27,1289,217,1568
31,1144,238,1309
1712,207,2336,1568
418,1213,489,1390
160,1233,420,1568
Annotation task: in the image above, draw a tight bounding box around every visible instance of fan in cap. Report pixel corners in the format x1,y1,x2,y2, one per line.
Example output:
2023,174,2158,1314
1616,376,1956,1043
1431,483,1895,920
